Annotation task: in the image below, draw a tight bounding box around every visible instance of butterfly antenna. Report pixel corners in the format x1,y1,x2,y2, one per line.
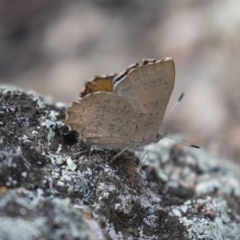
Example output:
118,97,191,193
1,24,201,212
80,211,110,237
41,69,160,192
164,134,200,148
163,93,184,123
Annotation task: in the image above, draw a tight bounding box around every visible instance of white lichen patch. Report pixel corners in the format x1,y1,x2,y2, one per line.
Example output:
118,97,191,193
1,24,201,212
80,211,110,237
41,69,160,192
105,220,124,240
49,110,59,121
177,197,240,240
40,110,63,141
21,172,27,178
29,92,46,109
66,158,77,171
47,153,72,166
0,84,25,94
196,178,221,196
56,144,62,154
20,135,30,143
97,183,117,201
115,195,133,214
57,180,65,187
171,208,182,217
135,137,174,165
31,130,38,135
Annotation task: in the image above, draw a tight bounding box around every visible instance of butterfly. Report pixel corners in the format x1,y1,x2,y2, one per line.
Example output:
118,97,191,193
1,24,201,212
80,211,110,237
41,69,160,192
65,58,175,150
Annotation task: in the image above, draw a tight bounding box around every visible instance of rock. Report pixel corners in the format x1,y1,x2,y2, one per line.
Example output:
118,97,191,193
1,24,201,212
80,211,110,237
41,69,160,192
1,85,240,240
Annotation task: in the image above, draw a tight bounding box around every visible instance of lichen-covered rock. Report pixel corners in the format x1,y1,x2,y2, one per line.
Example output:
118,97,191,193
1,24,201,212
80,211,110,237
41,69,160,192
1,86,240,240
0,189,100,240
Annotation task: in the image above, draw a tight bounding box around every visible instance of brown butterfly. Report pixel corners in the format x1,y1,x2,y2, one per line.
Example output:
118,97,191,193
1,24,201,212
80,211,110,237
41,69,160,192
65,58,175,150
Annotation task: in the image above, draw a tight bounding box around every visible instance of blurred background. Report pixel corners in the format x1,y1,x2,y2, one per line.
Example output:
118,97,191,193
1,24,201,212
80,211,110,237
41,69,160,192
1,0,240,162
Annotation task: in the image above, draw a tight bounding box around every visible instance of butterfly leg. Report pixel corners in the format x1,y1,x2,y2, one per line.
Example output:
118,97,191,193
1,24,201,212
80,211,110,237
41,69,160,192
137,149,149,172
110,146,129,163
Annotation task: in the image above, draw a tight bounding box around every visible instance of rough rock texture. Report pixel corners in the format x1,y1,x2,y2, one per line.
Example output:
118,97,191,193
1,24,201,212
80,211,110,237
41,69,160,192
0,86,240,240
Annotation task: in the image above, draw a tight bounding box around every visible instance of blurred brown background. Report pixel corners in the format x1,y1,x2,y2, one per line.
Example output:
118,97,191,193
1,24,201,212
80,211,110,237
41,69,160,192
1,0,240,162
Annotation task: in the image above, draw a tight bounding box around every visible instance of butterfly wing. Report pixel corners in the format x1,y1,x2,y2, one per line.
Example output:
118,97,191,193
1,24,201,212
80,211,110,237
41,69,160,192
114,58,175,144
80,75,116,97
65,92,145,149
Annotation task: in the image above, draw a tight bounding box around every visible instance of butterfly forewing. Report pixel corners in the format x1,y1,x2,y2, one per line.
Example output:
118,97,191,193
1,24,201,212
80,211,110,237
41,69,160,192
113,58,175,144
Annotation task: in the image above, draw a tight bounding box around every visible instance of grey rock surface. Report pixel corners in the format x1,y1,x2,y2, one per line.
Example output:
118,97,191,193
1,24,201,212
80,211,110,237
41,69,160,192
1,86,240,240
